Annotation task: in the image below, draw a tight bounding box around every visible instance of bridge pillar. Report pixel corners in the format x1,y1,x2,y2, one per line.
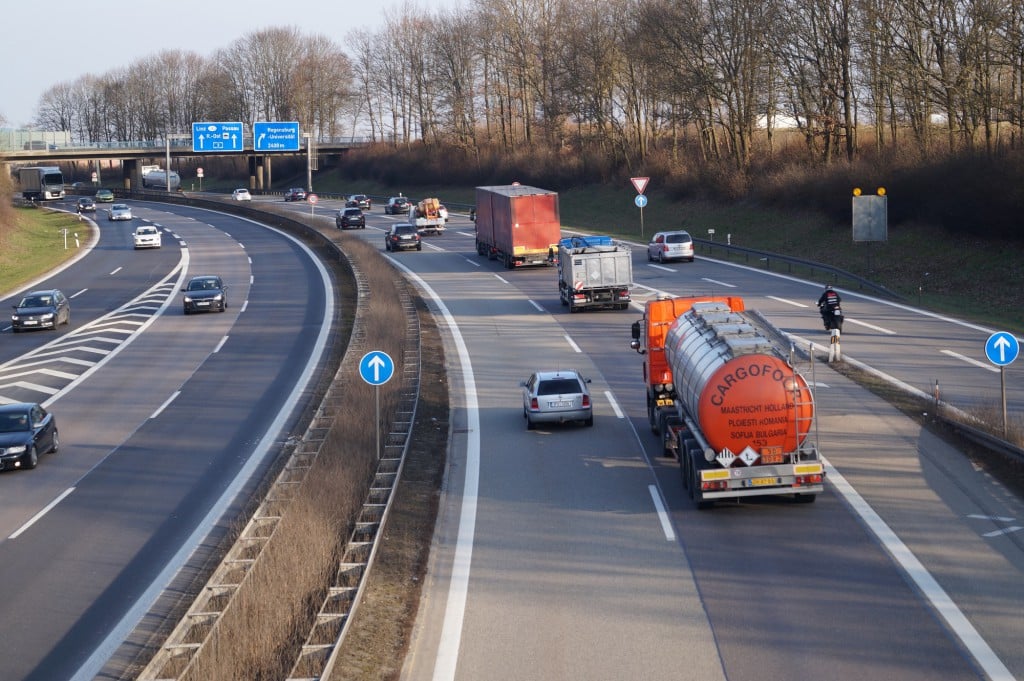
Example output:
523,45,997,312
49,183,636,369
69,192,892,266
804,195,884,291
123,158,139,190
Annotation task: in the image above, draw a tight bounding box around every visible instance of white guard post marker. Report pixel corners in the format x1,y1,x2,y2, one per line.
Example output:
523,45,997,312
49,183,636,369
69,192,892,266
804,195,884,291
829,327,841,363
631,177,649,237
359,350,395,459
985,331,1020,437
308,193,318,217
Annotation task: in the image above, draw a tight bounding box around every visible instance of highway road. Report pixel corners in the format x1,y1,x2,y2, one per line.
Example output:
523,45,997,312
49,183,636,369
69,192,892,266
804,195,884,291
0,199,335,681
321,205,1023,681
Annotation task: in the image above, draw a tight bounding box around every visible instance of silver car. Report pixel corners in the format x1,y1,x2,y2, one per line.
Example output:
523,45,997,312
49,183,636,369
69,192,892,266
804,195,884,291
108,203,133,221
647,230,695,263
521,370,593,429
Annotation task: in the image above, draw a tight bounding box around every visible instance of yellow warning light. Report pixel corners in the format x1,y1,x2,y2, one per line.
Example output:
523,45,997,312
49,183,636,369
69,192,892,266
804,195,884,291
852,187,862,196
877,187,886,196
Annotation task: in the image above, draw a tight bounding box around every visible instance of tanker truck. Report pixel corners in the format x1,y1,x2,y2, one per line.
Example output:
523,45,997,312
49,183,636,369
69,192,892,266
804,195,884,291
630,295,824,508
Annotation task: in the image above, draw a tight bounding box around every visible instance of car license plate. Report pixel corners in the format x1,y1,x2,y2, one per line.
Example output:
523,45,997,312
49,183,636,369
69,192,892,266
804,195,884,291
198,301,210,306
25,320,38,325
548,401,573,408
748,476,781,487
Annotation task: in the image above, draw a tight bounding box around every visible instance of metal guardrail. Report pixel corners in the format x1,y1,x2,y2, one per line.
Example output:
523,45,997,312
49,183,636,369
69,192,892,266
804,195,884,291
693,238,904,301
942,416,1024,464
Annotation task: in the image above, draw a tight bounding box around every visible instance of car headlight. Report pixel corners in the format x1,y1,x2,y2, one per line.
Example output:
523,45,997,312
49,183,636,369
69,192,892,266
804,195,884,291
213,294,223,301
183,295,193,303
6,445,26,454
41,313,54,321
11,314,19,321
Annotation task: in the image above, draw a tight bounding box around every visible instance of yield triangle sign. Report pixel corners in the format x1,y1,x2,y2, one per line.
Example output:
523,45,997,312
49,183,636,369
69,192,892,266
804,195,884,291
631,177,650,194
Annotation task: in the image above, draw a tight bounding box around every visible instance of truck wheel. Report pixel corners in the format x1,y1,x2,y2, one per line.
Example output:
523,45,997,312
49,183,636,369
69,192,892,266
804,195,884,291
793,493,817,504
648,400,659,434
504,253,514,269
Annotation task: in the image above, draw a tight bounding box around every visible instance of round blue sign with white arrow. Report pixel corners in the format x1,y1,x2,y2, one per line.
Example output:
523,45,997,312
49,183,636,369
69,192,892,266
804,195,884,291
634,194,648,208
985,331,1020,367
359,350,395,385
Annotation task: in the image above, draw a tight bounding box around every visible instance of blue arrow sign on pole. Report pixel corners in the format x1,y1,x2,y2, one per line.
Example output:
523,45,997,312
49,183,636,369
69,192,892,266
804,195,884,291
985,332,1020,367
253,121,300,151
634,194,648,208
192,121,244,152
359,350,395,385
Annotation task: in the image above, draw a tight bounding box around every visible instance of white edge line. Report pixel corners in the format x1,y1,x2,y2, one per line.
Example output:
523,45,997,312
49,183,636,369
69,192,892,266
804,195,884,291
213,335,229,354
564,334,582,353
647,485,675,541
824,459,1014,681
383,263,479,681
10,487,76,539
493,274,509,284
72,212,334,681
528,300,544,312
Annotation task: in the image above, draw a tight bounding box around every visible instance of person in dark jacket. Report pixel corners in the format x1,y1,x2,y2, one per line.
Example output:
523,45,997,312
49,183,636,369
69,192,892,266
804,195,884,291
817,285,843,331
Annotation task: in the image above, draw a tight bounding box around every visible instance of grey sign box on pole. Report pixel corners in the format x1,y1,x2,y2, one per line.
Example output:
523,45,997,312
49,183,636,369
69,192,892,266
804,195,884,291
852,194,888,242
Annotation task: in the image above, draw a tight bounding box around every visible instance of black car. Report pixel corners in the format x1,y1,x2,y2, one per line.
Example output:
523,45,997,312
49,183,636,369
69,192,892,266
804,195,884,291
0,402,59,471
336,207,366,229
284,187,307,202
76,197,96,213
385,223,422,251
182,275,228,314
348,194,372,210
385,196,411,215
11,288,71,332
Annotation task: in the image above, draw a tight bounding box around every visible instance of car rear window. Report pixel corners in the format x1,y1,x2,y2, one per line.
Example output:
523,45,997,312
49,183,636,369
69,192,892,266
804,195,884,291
666,233,691,244
537,378,581,395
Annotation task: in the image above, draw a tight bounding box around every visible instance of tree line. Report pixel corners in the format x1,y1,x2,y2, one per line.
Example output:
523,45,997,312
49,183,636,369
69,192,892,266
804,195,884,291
30,0,1024,172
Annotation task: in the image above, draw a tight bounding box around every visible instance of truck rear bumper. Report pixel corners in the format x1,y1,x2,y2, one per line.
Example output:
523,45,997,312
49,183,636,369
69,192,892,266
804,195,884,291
701,483,824,500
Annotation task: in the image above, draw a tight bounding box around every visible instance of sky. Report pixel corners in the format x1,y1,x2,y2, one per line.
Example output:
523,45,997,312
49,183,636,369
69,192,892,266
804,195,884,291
1,0,459,129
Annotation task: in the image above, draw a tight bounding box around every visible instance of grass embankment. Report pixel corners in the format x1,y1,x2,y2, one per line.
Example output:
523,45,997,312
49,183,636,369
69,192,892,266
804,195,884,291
0,206,90,296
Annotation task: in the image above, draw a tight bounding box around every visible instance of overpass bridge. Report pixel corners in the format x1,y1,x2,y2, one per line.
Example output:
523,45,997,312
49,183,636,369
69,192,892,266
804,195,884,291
2,137,373,191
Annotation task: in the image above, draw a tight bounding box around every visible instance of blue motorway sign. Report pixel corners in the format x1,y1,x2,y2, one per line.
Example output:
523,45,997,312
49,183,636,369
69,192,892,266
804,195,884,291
985,331,1020,367
254,121,300,151
192,121,244,152
359,351,395,386
634,194,648,208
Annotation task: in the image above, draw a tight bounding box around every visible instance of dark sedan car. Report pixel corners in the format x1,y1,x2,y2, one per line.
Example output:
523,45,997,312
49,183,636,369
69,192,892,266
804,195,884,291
182,275,228,315
0,402,59,471
284,187,307,202
384,196,411,215
348,194,372,210
76,197,96,213
336,207,366,230
11,288,71,332
384,223,422,251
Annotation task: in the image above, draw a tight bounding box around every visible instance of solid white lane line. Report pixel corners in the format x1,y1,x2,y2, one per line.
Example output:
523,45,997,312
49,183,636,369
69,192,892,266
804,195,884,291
824,458,1014,680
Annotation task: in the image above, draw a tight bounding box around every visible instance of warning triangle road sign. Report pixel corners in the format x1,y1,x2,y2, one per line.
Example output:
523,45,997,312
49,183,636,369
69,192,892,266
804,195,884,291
631,177,650,194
